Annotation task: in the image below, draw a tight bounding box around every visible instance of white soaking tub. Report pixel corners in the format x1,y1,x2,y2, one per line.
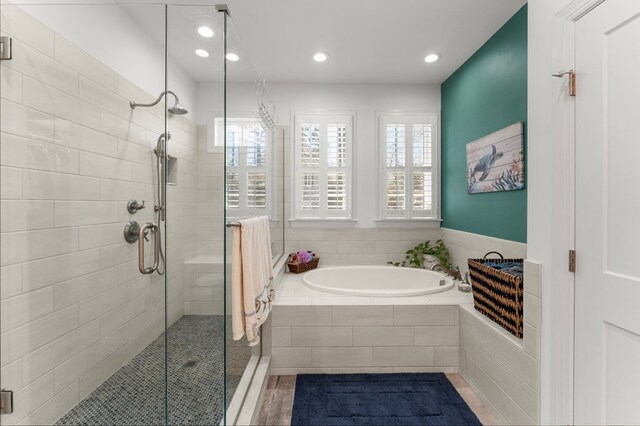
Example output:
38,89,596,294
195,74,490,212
302,265,454,297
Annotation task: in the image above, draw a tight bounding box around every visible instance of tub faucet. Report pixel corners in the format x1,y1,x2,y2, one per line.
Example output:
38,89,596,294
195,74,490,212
429,264,463,281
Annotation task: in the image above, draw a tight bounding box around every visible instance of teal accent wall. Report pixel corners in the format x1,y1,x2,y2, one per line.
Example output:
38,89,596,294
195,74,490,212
441,4,527,243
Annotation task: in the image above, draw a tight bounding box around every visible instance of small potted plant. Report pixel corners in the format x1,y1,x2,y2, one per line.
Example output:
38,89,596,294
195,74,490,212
387,240,452,269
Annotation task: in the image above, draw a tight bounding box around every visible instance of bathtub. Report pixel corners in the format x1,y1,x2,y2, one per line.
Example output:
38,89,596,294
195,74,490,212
302,265,454,297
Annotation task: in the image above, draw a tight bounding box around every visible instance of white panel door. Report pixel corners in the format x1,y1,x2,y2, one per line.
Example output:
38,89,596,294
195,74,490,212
575,0,640,424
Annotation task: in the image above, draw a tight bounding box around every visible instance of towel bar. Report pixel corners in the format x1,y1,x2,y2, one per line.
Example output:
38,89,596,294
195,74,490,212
226,216,261,227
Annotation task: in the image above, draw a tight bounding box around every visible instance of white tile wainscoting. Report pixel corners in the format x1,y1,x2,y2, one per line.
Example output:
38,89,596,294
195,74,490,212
440,229,538,425
440,228,527,276
283,226,526,271
270,304,462,375
284,227,442,266
459,260,541,425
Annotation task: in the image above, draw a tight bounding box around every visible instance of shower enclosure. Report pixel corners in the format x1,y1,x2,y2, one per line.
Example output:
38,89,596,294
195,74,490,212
0,2,282,424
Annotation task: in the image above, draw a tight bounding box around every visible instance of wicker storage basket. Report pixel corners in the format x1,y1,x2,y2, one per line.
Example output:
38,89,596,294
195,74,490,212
286,253,319,274
468,251,524,338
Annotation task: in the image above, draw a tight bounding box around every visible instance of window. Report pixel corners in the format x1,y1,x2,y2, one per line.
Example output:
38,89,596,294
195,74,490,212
293,113,353,219
216,117,271,218
379,113,439,220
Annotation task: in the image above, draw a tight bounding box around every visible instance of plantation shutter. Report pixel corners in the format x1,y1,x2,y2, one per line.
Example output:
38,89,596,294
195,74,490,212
380,113,438,219
224,118,269,216
294,114,353,219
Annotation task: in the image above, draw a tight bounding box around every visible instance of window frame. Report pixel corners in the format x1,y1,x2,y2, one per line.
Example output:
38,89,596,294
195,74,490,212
214,116,274,220
377,111,441,224
291,112,356,223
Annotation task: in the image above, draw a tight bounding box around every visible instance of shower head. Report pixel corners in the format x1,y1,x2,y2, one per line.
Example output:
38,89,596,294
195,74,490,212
168,104,188,115
130,90,188,116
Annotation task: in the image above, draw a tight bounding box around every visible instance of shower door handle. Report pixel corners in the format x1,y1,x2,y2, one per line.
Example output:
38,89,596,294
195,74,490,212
138,222,159,274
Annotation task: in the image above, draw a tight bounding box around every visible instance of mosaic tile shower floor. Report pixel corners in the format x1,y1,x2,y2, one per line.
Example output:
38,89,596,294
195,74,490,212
56,315,251,426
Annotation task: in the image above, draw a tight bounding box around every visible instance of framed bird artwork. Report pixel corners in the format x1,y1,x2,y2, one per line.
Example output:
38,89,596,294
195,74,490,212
466,122,525,193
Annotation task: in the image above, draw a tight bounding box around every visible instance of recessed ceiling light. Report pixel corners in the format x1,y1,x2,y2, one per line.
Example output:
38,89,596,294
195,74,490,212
195,49,209,58
424,54,440,63
197,25,214,38
226,53,239,62
313,52,328,62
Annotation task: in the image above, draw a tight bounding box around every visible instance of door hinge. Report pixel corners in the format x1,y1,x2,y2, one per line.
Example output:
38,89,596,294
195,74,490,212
0,389,13,414
569,250,576,273
0,36,12,61
552,70,576,96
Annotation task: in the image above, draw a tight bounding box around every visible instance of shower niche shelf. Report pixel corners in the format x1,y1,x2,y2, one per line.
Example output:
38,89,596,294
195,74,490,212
167,155,178,186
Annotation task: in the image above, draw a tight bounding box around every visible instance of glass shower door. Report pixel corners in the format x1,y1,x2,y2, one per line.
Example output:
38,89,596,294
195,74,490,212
164,5,227,425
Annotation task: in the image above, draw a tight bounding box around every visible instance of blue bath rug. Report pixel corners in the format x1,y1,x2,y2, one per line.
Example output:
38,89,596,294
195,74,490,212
291,373,481,425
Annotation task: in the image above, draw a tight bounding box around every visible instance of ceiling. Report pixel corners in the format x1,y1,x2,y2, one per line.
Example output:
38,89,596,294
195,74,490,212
125,0,526,85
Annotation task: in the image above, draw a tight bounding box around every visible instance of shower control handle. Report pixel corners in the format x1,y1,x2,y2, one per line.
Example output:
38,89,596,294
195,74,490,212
123,220,150,243
127,199,145,214
138,222,160,274
124,221,140,243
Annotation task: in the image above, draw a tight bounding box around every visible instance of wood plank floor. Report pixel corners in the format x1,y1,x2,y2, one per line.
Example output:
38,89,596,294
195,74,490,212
257,373,498,425
257,375,297,426
445,373,498,425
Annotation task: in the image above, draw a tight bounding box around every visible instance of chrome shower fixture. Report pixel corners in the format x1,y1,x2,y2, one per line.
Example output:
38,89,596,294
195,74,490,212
129,90,188,115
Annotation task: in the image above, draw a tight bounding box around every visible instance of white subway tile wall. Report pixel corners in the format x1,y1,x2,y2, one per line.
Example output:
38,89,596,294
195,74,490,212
0,6,200,424
440,228,527,276
270,304,460,375
196,126,224,258
441,229,538,424
458,260,541,425
183,258,225,315
185,125,285,316
187,121,281,312
285,227,442,266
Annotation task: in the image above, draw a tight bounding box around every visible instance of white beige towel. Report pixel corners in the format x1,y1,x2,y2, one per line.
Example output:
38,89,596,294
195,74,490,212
231,216,274,346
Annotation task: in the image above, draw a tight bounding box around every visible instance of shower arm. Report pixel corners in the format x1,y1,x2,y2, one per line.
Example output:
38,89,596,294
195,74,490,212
130,91,179,110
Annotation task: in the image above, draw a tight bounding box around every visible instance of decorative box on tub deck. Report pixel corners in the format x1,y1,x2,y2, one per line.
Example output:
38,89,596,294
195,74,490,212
286,253,319,274
468,252,524,338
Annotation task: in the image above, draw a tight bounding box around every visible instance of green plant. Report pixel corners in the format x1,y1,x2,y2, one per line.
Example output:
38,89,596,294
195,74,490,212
387,239,452,269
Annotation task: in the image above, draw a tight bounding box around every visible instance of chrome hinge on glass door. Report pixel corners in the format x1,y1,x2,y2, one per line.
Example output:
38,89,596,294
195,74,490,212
0,389,14,414
0,36,13,60
569,250,577,273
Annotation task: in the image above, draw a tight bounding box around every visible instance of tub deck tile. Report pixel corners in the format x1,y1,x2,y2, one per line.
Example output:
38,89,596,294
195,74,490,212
274,269,473,306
